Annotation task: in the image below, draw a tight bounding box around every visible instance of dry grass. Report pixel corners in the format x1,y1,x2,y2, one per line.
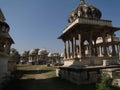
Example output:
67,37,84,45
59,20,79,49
17,64,56,79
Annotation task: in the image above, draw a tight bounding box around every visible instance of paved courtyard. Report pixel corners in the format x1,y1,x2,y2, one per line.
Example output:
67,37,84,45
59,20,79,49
3,65,95,90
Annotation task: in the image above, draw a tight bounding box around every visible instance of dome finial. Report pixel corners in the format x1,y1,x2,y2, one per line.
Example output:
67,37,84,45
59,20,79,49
80,0,85,4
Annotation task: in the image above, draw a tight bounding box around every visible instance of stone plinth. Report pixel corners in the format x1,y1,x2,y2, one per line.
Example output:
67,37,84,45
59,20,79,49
56,62,120,85
102,68,120,87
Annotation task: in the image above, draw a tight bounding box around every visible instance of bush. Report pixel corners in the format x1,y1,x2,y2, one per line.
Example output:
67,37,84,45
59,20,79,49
96,73,113,90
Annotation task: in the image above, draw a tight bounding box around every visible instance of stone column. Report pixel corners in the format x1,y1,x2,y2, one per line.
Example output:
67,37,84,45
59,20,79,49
31,55,33,62
30,56,32,60
89,32,93,56
71,40,74,58
73,36,77,58
94,39,98,56
63,40,67,59
106,46,110,56
102,32,107,56
111,33,116,56
68,40,70,59
99,46,103,57
85,45,89,56
78,34,82,58
117,44,119,55
37,55,39,61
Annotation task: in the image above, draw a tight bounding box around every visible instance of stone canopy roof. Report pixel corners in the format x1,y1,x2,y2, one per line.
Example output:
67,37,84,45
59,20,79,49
68,0,102,24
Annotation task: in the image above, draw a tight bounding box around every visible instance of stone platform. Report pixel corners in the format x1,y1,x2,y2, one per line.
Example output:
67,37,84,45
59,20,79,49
56,64,120,85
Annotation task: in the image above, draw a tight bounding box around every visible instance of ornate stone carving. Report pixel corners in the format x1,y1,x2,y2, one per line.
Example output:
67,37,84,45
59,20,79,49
68,0,102,24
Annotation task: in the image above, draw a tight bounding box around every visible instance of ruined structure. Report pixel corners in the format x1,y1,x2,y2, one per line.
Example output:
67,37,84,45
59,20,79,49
0,9,14,84
57,0,120,85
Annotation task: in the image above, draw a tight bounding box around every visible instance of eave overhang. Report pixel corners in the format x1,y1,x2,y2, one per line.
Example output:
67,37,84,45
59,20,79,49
58,18,120,39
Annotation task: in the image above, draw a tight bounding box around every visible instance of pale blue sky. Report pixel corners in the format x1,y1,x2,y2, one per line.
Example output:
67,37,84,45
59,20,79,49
0,0,120,53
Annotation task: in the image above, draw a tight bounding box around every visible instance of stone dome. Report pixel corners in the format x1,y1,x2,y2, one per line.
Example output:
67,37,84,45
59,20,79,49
20,51,27,57
48,53,53,57
29,49,37,55
68,0,102,24
60,53,64,57
38,48,48,55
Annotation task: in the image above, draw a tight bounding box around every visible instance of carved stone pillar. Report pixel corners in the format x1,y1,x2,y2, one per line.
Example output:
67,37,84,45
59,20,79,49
99,46,103,57
63,40,67,59
30,56,32,60
89,32,93,56
107,46,111,56
37,55,39,61
117,44,119,55
102,32,107,56
68,40,70,59
78,34,82,58
71,40,74,58
111,33,116,56
94,39,98,56
73,36,77,58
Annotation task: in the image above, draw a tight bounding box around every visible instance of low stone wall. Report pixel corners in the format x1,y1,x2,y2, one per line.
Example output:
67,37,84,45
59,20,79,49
58,56,120,85
56,67,99,85
56,65,120,85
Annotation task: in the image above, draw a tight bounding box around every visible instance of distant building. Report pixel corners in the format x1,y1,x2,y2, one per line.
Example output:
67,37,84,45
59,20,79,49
20,48,49,65
28,49,38,65
20,51,28,64
57,0,120,85
19,49,63,66
47,53,64,66
37,48,48,64
0,9,15,84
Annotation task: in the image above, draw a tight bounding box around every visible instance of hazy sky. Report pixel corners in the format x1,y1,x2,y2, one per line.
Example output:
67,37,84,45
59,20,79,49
0,0,120,53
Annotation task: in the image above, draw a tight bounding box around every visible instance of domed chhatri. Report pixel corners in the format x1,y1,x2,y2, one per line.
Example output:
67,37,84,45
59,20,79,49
38,48,48,55
29,49,37,55
68,0,102,24
58,0,120,85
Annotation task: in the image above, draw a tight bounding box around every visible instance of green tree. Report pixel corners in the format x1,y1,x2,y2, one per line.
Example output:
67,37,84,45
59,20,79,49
96,73,113,90
10,48,20,63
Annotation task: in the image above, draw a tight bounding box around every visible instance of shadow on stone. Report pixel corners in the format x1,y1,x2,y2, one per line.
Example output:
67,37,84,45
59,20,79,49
1,77,96,90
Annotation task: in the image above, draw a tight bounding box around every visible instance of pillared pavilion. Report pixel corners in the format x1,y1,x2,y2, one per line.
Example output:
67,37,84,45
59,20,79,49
57,0,120,85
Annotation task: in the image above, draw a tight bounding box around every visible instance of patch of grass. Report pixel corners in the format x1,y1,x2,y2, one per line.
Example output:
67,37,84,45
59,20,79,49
17,64,55,71
16,64,56,79
6,64,96,90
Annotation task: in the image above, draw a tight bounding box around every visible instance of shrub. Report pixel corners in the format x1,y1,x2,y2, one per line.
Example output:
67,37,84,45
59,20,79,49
96,73,113,90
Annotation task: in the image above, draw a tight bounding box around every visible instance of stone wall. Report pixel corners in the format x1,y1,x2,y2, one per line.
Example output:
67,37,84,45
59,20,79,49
56,67,99,85
56,65,120,85
0,53,10,85
100,68,120,87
